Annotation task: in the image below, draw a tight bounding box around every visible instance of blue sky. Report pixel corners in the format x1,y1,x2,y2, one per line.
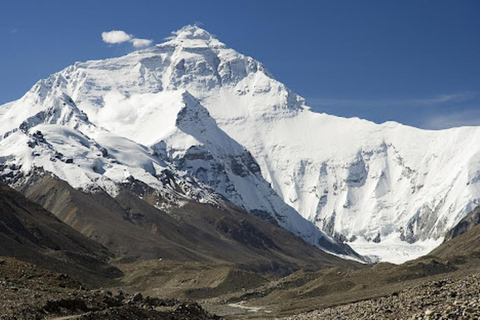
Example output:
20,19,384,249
0,0,479,129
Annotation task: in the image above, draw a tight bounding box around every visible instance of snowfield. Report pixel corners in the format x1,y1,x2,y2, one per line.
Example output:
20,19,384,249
1,25,479,263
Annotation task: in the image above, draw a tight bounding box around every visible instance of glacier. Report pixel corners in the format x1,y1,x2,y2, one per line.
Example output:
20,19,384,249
1,25,480,263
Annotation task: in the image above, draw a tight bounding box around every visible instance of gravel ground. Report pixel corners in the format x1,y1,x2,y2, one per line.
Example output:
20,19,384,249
0,258,219,320
282,273,480,320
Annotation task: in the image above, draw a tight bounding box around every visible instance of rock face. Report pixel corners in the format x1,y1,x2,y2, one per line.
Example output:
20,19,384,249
444,205,480,241
2,25,480,262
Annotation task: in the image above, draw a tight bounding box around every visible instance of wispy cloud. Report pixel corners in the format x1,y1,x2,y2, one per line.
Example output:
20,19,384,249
422,108,480,130
306,93,476,110
101,30,153,48
306,92,479,129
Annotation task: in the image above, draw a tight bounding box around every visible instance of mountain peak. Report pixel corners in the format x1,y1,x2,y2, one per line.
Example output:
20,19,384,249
163,25,225,48
173,25,213,40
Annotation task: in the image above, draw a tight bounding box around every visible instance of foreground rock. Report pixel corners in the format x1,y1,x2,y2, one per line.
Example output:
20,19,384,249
0,257,219,320
283,273,480,319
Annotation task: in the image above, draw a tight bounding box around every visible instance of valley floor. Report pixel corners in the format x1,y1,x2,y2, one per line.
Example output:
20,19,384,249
3,254,480,319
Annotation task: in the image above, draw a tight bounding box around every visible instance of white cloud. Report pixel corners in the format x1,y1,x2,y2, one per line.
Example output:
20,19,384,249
97,91,138,125
101,30,154,48
130,38,153,47
102,30,132,44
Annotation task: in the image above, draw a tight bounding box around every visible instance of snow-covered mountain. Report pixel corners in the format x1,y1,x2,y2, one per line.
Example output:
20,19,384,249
1,25,480,263
0,26,355,259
